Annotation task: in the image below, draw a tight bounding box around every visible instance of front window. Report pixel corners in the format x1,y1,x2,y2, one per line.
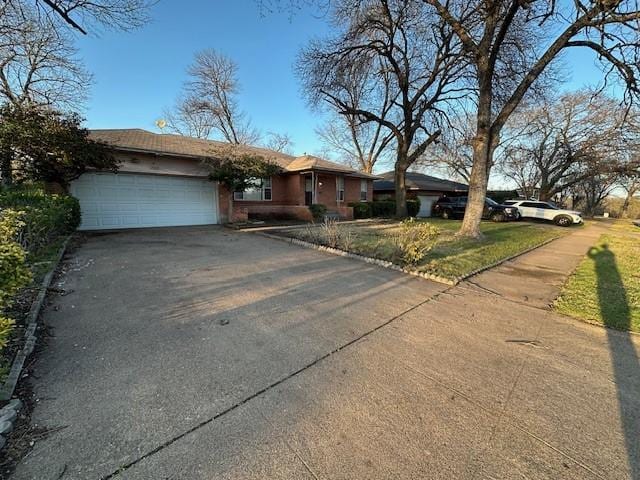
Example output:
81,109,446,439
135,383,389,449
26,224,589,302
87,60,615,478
485,198,499,206
360,179,367,201
337,176,345,202
234,177,272,201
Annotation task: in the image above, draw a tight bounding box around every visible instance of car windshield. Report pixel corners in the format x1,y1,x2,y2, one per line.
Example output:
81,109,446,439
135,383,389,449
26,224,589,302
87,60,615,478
503,201,516,205
543,202,559,210
485,198,499,206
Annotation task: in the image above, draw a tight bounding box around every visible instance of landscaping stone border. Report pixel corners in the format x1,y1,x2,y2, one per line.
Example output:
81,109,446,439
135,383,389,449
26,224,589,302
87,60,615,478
255,231,457,285
255,231,563,287
0,236,71,409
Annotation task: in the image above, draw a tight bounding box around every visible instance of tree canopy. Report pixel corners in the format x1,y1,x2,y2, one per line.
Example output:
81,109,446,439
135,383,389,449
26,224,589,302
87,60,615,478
0,105,118,188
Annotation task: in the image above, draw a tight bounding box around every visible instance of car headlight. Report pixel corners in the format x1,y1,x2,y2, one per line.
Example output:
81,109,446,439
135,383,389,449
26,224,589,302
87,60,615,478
505,207,515,213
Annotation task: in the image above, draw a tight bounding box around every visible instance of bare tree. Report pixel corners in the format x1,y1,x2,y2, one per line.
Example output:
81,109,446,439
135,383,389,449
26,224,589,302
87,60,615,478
167,49,261,145
423,112,476,182
619,176,640,218
0,7,91,110
316,111,395,173
163,95,215,139
498,91,632,202
314,58,395,173
575,171,621,217
9,0,155,35
298,0,467,216
617,146,640,217
264,131,294,154
416,0,640,237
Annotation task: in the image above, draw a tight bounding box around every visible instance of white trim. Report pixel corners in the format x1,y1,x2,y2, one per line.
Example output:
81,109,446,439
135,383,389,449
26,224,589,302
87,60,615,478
336,175,345,203
360,179,368,201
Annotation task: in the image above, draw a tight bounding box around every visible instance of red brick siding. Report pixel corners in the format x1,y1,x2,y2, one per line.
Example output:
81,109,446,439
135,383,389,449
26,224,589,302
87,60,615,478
232,174,306,207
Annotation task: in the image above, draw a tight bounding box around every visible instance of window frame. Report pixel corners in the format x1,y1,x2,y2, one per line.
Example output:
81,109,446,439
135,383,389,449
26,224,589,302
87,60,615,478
336,176,345,202
359,179,368,201
234,177,272,202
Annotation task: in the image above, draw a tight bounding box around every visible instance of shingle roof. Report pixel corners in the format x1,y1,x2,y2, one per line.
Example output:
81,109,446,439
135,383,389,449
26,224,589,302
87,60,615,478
89,129,376,178
374,171,468,192
286,155,377,178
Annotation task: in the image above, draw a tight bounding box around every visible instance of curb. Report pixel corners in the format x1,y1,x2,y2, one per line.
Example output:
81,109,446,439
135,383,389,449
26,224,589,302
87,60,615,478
0,236,71,407
255,231,564,287
456,234,562,282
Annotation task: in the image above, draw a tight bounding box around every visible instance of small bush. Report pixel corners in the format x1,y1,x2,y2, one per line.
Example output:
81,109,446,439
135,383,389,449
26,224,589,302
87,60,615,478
309,203,327,221
0,209,32,309
407,198,421,217
0,317,15,350
349,202,372,219
371,201,396,217
301,218,357,250
319,217,341,248
370,199,421,218
391,219,439,266
0,186,80,255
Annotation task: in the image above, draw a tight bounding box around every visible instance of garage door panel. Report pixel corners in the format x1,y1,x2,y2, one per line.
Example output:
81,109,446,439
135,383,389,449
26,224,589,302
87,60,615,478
417,195,440,218
70,173,219,230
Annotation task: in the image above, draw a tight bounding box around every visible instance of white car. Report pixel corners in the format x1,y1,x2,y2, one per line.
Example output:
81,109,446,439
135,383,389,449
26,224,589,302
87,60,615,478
503,200,583,227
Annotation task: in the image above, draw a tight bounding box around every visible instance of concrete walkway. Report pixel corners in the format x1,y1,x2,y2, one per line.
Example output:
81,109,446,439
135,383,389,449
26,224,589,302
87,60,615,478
461,221,612,308
11,223,639,480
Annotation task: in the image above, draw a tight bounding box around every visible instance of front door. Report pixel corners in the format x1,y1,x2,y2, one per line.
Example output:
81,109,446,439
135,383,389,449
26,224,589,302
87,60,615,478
305,176,313,206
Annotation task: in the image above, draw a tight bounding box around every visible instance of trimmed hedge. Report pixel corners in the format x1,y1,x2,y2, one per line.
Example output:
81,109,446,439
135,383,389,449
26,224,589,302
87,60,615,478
407,198,421,217
0,186,80,254
309,203,327,221
0,210,31,309
356,199,421,218
0,210,31,352
348,202,372,219
0,185,80,358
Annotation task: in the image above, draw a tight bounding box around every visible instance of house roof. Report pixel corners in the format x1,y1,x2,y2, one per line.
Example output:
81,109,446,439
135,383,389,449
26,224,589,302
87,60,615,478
374,171,468,192
89,129,377,179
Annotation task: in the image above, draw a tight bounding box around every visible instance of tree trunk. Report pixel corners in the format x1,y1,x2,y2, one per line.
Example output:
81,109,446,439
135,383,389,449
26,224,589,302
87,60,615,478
458,67,494,239
538,174,551,201
394,162,408,217
621,189,636,218
458,124,495,238
228,195,234,223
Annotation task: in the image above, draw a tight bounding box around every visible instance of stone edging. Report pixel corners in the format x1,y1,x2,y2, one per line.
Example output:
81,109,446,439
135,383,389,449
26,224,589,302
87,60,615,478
0,236,71,408
255,231,563,287
255,232,457,285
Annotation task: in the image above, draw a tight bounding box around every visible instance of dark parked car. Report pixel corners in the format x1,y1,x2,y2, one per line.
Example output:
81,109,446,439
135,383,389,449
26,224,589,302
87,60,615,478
432,196,518,222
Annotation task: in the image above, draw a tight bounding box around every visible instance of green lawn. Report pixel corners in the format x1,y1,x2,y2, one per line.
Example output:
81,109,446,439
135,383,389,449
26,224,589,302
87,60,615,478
555,221,640,332
280,218,566,281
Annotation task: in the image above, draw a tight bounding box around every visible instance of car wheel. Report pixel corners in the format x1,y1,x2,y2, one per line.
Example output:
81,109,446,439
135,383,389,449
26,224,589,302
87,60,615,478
554,215,572,227
491,212,505,222
514,211,521,221
441,209,452,219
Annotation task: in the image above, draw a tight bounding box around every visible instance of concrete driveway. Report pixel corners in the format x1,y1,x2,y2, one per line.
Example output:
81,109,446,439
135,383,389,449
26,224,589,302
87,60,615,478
11,226,640,480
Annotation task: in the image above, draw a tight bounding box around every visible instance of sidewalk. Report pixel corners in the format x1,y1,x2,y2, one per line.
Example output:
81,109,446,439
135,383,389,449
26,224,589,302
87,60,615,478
460,221,612,308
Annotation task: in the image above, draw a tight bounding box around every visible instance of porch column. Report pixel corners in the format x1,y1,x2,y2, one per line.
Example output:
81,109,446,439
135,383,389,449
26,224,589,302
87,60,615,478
312,171,317,204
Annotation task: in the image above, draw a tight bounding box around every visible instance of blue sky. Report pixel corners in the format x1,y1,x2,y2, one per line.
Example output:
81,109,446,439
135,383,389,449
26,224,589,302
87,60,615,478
76,0,611,172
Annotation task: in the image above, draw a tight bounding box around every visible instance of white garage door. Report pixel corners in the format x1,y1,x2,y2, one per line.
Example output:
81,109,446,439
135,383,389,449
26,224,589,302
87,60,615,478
70,173,219,230
417,195,440,218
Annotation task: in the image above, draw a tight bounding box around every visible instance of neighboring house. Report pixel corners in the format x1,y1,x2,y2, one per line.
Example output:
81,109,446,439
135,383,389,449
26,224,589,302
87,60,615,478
373,171,468,217
70,129,376,231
